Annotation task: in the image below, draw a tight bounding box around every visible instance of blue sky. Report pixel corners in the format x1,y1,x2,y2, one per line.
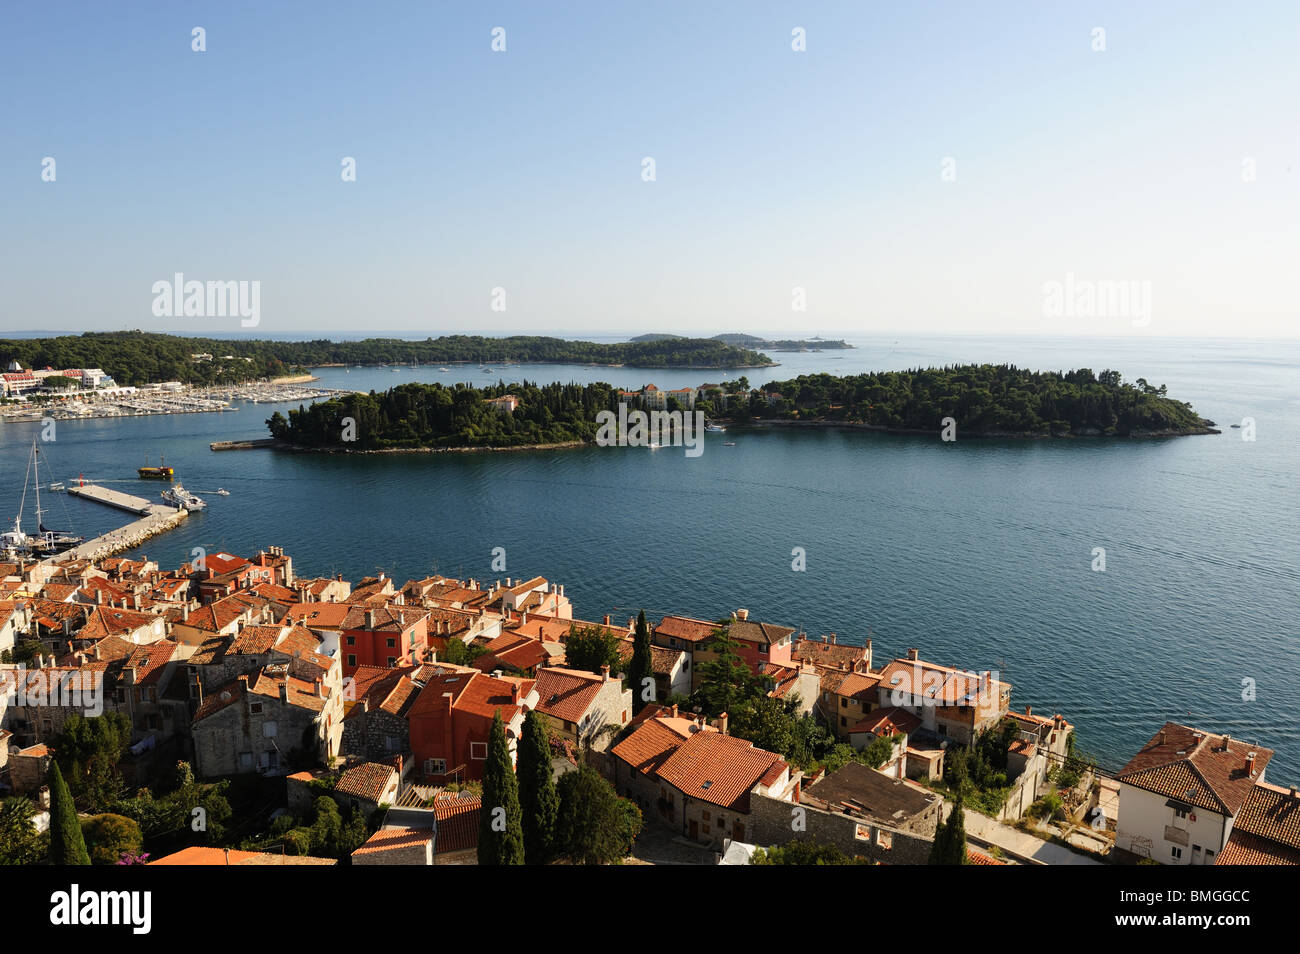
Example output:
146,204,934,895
2,1,1297,339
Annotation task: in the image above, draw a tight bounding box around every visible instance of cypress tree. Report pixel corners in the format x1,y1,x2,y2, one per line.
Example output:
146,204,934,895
477,711,525,865
517,710,559,864
929,794,968,865
628,610,654,714
48,762,90,866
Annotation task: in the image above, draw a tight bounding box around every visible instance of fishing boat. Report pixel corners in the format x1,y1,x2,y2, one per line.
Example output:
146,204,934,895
138,455,174,479
161,484,206,511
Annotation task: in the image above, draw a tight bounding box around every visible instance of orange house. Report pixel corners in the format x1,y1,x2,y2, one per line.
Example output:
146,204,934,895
407,668,538,783
340,604,429,676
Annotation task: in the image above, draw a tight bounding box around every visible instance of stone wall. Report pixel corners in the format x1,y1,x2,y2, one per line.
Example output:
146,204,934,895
749,792,936,865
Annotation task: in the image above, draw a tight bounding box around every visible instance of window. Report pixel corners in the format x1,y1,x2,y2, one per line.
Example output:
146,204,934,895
840,716,847,726
1205,849,1215,862
1171,846,1183,860
347,654,357,667
346,636,355,646
386,637,396,648
470,742,488,760
1174,808,1189,820
385,736,398,752
425,758,446,775
876,830,893,849
239,752,253,770
387,657,396,667
263,721,278,737
250,703,263,714
840,697,847,707
702,810,711,821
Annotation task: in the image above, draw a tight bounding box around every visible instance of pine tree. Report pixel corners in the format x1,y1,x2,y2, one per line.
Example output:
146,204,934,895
517,710,558,864
48,762,90,865
628,610,654,715
477,711,525,865
929,794,968,865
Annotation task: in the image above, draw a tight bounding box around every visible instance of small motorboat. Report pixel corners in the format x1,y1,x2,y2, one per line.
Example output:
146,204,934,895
161,484,206,511
215,488,231,496
723,441,736,446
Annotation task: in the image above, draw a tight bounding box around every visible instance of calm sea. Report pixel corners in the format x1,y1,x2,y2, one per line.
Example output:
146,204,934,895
2,334,1297,778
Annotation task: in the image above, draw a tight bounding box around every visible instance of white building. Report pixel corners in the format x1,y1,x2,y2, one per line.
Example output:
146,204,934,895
1115,721,1273,865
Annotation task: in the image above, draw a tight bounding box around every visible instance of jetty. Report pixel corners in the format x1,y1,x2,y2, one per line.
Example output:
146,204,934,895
210,438,281,451
50,484,189,563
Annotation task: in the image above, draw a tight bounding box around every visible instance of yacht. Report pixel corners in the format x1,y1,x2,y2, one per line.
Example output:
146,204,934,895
162,484,207,511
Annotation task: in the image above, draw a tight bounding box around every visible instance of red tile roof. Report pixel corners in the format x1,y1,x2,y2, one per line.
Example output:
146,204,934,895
654,615,721,643
1117,723,1274,816
657,731,787,812
532,667,606,723
334,762,398,803
352,827,432,858
432,792,481,853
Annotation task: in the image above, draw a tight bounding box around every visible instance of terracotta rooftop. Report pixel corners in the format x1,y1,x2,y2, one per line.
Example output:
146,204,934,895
656,731,787,812
335,762,398,803
432,792,481,853
1117,722,1274,816
532,667,608,724
654,615,721,643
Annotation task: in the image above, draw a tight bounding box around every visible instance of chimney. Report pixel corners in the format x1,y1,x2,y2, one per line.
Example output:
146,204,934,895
182,603,190,622
604,614,611,626
718,711,728,735
366,610,375,629
279,681,289,702
558,585,564,598
315,677,324,698
93,643,101,661
193,675,203,707
906,648,918,661
670,703,678,719
736,609,749,621
600,664,610,683
133,594,140,610
829,633,837,645
521,611,527,626
238,674,249,691
443,691,454,713
1026,705,1032,716
96,588,103,604
1246,752,1256,773
511,682,520,704
821,634,827,644
1159,729,1167,745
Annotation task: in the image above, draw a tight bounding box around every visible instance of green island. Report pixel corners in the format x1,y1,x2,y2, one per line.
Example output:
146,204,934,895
734,365,1216,437
0,331,773,387
264,365,1214,451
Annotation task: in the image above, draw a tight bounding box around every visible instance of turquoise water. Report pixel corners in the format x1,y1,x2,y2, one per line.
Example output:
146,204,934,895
2,334,1297,778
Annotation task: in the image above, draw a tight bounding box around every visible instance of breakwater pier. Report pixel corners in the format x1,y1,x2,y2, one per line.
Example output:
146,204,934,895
52,484,188,562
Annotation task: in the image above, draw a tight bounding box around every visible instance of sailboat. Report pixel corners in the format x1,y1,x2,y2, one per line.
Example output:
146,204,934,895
2,441,83,557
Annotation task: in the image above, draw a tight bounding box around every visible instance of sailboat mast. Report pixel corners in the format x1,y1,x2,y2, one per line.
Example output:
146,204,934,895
33,442,44,526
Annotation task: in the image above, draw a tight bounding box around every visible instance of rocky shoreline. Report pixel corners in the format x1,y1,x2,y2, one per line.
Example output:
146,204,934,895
726,418,1221,439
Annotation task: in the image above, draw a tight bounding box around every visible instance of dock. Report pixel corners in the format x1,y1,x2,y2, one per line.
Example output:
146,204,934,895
50,483,189,564
210,438,282,451
67,484,157,516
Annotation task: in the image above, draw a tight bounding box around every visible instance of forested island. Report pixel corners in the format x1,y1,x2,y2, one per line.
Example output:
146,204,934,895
266,381,619,450
0,331,772,387
719,365,1215,437
263,365,1214,452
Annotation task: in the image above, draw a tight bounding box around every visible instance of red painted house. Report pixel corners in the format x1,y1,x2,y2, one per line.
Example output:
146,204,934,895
340,604,429,676
407,667,538,783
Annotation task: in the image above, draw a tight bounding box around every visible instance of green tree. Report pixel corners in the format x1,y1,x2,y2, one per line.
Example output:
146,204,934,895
751,840,869,865
554,764,641,865
478,711,525,865
627,610,654,714
693,625,761,716
564,625,624,678
48,762,90,865
517,710,559,865
80,813,144,865
51,711,132,810
860,734,899,770
0,797,47,865
929,795,968,865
